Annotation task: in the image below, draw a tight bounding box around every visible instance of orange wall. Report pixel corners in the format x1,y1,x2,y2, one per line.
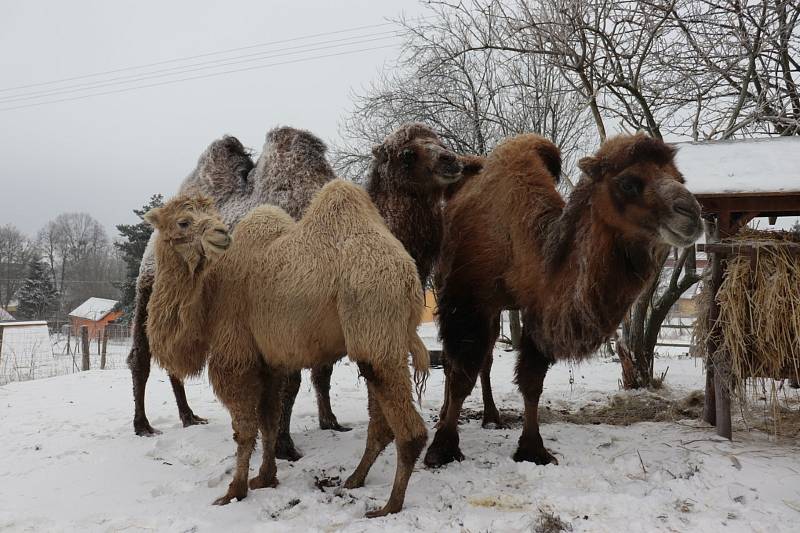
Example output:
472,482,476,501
420,290,437,323
70,311,123,339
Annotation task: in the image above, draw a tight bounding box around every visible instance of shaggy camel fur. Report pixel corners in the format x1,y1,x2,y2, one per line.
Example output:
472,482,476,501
145,181,429,517
302,123,486,437
127,127,336,436
424,133,703,467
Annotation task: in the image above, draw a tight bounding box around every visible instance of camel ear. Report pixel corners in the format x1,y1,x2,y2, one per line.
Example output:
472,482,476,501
143,207,164,228
459,154,484,179
371,144,388,163
578,156,603,180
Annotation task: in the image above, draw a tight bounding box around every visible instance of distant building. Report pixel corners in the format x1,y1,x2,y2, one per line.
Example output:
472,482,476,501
0,307,14,322
0,321,53,383
68,297,122,339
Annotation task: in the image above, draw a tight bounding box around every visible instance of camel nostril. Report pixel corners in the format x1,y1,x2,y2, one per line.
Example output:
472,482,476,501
673,202,698,219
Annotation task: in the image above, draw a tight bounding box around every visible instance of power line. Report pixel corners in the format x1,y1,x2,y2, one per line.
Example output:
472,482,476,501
0,32,402,104
0,44,400,112
0,21,406,93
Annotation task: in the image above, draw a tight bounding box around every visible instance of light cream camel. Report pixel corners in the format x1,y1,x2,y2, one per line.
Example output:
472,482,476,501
145,180,429,517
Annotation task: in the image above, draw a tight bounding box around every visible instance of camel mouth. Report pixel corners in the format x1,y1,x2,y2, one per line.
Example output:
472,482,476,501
435,172,462,186
203,230,232,255
658,222,702,248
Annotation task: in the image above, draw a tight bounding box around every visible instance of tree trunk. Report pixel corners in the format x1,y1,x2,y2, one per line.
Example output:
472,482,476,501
81,325,90,371
619,247,700,389
508,309,522,349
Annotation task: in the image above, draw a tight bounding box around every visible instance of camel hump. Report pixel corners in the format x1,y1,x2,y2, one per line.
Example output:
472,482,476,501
488,134,562,185
302,179,380,227
181,135,255,199
265,126,329,157
235,205,295,245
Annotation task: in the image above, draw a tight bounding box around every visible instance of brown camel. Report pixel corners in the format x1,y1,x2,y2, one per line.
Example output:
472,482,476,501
127,127,342,437
145,181,429,517
298,123,486,442
424,133,703,467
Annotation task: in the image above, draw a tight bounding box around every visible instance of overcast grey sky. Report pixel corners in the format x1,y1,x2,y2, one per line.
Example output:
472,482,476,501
0,0,425,237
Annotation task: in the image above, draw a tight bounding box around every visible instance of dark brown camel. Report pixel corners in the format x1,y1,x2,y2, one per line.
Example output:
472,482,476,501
424,133,703,467
278,123,478,455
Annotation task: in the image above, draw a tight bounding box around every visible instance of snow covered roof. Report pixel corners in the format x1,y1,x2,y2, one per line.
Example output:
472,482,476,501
675,136,800,196
0,320,47,328
68,297,118,321
0,308,14,321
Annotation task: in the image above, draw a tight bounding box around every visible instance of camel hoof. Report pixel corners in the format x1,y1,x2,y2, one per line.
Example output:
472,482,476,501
180,412,208,427
342,474,365,489
212,493,240,506
320,420,352,432
512,446,559,465
365,503,402,518
423,441,464,468
275,439,303,462
248,474,278,490
133,419,162,437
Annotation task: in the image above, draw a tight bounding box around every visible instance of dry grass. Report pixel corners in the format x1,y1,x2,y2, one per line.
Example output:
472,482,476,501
461,390,705,428
693,229,800,431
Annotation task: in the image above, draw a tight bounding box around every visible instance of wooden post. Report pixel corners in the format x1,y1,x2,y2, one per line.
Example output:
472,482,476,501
66,326,71,355
81,325,90,371
704,214,733,439
100,328,108,370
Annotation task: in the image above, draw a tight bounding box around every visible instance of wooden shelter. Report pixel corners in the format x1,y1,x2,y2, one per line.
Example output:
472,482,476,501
677,136,800,439
67,297,122,340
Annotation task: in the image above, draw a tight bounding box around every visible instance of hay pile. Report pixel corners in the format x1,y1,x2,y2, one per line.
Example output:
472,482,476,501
694,229,800,412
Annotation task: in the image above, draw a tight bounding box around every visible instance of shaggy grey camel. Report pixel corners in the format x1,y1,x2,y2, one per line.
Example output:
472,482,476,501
128,126,337,437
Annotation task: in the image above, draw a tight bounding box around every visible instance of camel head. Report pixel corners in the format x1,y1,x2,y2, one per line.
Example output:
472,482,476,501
144,194,231,275
578,134,702,248
372,123,465,190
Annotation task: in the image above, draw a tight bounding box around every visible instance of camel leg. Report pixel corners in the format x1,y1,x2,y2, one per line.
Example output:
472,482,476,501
355,361,427,518
209,363,260,505
249,367,285,490
343,379,393,489
480,315,503,428
435,356,450,429
513,327,557,465
169,375,208,427
312,363,350,431
425,307,498,468
275,370,303,461
128,277,160,436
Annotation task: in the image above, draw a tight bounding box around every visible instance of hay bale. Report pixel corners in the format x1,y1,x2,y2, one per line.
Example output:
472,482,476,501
694,229,800,421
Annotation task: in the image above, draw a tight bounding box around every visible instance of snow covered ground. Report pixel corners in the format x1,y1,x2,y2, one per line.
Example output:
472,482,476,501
1,347,799,532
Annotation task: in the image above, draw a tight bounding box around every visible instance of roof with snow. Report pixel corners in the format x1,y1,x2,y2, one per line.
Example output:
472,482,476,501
0,308,14,321
68,297,118,321
0,320,48,329
675,136,800,196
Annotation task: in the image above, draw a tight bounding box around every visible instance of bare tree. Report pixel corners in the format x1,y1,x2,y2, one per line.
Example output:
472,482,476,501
334,5,592,183
0,224,34,309
37,213,122,315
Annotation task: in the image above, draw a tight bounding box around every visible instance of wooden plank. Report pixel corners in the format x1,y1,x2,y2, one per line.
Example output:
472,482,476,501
697,242,800,256
696,193,800,216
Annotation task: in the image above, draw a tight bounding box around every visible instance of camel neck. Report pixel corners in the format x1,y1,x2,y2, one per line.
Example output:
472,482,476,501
535,184,657,359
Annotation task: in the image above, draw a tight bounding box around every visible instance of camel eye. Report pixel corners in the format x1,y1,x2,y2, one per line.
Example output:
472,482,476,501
177,220,190,229
618,175,641,196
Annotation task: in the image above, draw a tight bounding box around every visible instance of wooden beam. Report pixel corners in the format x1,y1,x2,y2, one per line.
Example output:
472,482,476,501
696,193,800,217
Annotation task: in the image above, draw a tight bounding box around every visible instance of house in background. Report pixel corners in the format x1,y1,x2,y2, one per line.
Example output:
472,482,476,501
68,297,121,339
0,307,14,322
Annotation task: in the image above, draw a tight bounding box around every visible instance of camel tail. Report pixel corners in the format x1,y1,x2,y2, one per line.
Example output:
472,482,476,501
409,329,430,405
